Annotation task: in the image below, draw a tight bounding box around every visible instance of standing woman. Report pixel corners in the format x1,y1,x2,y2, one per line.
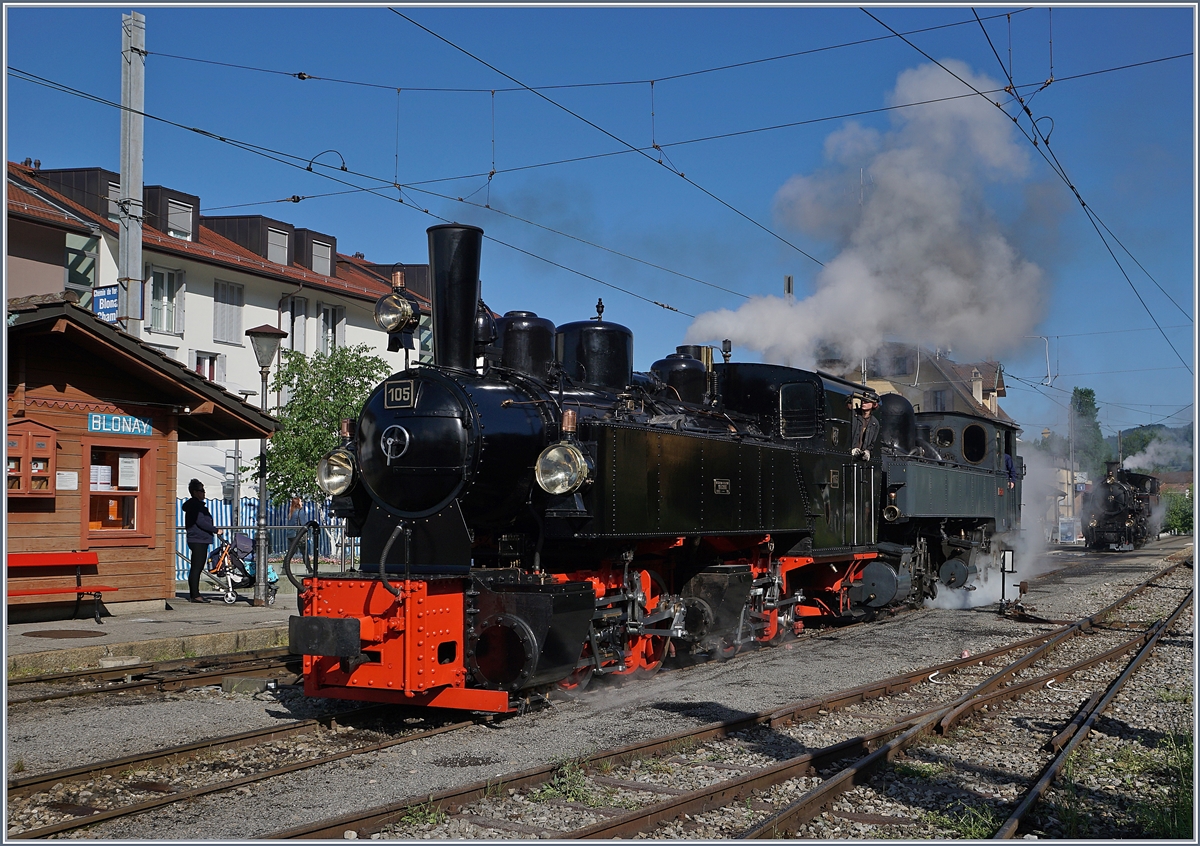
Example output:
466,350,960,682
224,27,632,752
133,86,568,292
182,479,220,603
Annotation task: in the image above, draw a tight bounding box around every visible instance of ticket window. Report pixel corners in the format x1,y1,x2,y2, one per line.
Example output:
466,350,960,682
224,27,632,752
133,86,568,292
88,446,149,533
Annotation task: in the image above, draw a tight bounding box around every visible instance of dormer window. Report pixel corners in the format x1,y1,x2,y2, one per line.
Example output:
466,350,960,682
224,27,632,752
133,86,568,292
267,228,289,264
107,182,121,221
167,200,193,240
312,240,332,276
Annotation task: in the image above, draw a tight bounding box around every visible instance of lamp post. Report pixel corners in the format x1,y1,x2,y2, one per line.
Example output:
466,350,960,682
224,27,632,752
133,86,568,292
231,389,257,530
245,324,287,606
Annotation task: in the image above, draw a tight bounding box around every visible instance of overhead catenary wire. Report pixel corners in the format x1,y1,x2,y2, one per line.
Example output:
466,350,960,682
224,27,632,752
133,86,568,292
7,67,691,318
864,8,1192,377
388,8,826,270
141,10,1034,96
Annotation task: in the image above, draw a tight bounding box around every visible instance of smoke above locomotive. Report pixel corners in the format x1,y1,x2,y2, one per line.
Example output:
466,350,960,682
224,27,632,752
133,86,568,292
685,60,1050,369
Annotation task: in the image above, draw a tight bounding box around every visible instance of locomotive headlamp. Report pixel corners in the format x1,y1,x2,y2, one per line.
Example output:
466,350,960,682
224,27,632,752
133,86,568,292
317,448,357,496
374,292,416,333
535,442,593,495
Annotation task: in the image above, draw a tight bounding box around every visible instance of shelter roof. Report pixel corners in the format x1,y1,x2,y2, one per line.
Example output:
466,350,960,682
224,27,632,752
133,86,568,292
7,292,278,441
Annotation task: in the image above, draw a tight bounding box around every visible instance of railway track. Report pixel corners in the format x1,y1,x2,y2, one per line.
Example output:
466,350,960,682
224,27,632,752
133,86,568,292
5,706,478,839
258,556,1191,840
6,648,301,705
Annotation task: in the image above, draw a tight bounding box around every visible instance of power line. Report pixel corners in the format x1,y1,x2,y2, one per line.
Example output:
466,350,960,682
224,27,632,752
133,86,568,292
8,67,692,318
143,10,1035,95
863,8,1193,376
388,8,825,269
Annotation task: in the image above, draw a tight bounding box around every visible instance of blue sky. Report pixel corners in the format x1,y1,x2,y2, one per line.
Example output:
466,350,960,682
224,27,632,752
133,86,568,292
5,5,1195,445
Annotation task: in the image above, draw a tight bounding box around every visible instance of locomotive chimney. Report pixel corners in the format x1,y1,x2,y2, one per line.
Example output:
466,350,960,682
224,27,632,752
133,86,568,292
427,224,484,372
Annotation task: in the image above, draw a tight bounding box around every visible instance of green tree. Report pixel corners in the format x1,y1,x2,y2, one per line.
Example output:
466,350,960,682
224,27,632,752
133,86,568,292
263,344,391,503
1162,487,1194,535
1070,387,1113,482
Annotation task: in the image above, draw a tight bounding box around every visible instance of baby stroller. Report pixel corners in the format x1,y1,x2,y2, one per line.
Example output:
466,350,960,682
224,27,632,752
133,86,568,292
204,532,279,605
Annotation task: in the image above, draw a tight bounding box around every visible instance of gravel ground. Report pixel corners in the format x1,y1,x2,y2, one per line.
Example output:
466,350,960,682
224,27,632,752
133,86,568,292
5,536,1192,840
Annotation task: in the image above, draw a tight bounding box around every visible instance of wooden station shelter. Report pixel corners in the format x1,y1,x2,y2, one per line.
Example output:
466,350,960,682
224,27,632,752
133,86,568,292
6,292,277,620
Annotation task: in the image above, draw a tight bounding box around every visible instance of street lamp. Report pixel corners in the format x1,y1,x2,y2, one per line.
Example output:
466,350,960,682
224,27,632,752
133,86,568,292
232,389,257,530
245,324,288,606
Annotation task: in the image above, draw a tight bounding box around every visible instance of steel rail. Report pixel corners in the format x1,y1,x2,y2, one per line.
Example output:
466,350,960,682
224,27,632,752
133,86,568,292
7,646,294,687
993,589,1194,839
8,657,300,704
264,557,1188,839
737,586,1194,839
7,718,474,840
261,634,1063,839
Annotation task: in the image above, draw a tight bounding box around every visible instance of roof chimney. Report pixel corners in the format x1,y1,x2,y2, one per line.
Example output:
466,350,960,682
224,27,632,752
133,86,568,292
32,159,41,170
22,158,31,167
971,368,983,404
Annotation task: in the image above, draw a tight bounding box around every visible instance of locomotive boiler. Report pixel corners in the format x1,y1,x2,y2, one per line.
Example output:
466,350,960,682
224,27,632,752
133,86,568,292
287,223,1021,713
1082,462,1161,551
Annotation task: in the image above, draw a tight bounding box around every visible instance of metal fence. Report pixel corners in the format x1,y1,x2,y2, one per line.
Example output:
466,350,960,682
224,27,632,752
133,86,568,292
173,497,359,580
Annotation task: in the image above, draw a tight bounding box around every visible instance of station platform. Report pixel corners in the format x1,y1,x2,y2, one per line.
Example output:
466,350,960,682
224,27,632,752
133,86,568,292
5,586,297,678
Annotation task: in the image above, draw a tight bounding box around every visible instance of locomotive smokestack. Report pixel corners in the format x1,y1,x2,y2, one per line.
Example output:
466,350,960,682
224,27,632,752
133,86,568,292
427,224,484,371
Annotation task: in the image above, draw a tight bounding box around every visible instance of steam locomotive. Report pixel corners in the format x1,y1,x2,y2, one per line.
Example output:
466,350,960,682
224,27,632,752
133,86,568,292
1081,462,1161,551
287,224,1023,713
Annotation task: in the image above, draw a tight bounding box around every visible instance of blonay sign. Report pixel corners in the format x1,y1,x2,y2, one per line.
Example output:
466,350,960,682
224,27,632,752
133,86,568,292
88,414,153,436
93,285,120,323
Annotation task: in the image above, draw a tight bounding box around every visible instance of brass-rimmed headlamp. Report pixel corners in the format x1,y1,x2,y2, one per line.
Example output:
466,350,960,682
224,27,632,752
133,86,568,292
374,292,417,333
317,448,357,496
535,409,593,495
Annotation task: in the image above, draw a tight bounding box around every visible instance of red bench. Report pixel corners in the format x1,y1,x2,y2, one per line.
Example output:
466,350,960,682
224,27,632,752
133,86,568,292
8,551,119,624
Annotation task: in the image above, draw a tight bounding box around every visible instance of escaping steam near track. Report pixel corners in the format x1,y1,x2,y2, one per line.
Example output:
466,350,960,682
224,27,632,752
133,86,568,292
686,60,1048,366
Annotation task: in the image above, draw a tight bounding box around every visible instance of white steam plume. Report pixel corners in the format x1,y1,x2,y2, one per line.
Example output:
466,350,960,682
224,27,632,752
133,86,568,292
686,61,1047,366
1123,438,1193,472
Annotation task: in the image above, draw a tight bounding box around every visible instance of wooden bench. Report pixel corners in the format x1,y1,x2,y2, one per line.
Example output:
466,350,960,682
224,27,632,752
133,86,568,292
7,551,119,624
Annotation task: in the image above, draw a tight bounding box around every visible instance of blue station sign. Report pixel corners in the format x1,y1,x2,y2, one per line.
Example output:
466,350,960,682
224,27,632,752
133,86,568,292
93,285,120,323
88,413,153,437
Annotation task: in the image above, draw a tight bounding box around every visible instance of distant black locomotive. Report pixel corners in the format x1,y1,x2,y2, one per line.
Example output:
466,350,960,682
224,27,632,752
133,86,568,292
1082,462,1161,551
287,224,1023,713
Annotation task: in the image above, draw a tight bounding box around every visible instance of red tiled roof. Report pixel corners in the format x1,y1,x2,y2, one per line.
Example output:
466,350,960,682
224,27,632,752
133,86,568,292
7,177,95,234
7,161,396,304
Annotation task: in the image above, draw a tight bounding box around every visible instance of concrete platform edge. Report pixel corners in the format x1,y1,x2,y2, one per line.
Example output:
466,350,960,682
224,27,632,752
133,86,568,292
7,624,290,678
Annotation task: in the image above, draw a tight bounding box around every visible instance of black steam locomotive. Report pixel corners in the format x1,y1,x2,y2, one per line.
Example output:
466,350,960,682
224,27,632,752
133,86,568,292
287,224,1023,713
1081,462,1161,551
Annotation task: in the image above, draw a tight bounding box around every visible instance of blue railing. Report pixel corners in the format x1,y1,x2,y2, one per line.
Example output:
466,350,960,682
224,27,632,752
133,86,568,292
173,498,354,580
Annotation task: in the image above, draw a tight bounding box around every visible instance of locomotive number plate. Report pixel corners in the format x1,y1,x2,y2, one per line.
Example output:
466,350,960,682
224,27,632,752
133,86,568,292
829,469,839,489
713,479,731,495
384,379,416,409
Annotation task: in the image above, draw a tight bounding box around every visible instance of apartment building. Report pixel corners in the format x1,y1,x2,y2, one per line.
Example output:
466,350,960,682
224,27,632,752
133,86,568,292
7,160,431,497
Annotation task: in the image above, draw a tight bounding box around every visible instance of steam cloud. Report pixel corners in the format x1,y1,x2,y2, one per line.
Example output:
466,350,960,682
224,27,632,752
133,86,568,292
1123,438,1193,472
686,60,1047,366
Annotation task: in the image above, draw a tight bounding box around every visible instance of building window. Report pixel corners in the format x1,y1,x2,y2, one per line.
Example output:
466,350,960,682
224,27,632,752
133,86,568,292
267,228,289,265
84,441,156,546
64,234,99,304
213,280,244,344
287,296,307,354
167,200,193,240
147,267,184,334
319,304,345,354
312,240,332,276
107,182,121,221
930,390,947,412
192,351,226,383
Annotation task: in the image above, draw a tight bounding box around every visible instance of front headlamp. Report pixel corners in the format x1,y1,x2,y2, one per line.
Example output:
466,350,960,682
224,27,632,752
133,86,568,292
535,442,593,495
317,448,357,496
374,293,416,333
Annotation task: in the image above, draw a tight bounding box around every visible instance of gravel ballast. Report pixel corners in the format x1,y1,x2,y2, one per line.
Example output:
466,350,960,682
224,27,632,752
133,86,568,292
5,537,1192,840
